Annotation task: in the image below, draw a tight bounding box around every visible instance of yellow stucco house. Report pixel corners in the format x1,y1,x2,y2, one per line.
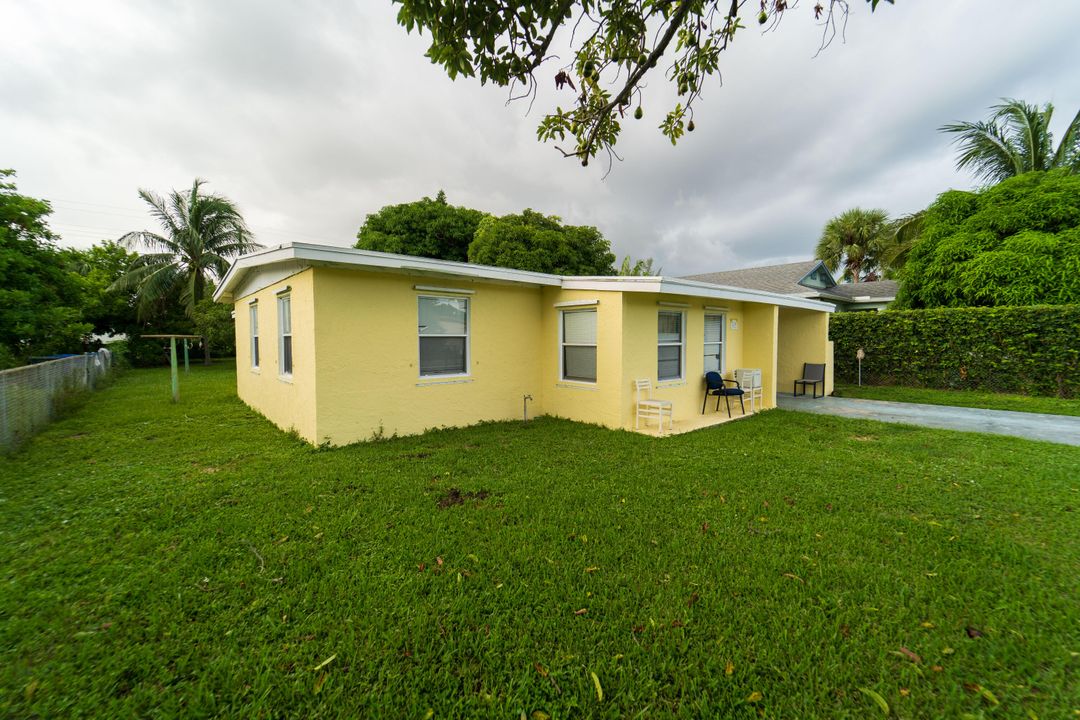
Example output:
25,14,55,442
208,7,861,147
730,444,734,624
213,242,834,445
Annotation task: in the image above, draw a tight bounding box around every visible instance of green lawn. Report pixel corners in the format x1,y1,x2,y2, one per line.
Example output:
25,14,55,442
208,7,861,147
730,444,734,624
2,364,1079,718
833,382,1080,416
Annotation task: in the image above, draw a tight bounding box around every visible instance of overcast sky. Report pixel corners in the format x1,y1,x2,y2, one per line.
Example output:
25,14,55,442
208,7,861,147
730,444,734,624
3,1,1079,276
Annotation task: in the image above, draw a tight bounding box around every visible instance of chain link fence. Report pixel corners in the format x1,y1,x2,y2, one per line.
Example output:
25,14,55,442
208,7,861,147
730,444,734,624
0,349,113,453
836,364,1024,395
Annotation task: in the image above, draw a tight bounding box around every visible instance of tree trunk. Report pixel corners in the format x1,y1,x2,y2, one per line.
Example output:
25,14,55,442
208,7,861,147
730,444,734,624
203,337,211,365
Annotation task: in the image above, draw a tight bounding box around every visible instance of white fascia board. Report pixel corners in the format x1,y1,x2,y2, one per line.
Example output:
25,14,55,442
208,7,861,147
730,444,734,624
214,241,563,302
561,276,836,312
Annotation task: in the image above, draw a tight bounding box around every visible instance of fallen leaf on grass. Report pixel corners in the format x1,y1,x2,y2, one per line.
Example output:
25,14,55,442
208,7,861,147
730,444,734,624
574,608,588,616
631,625,644,634
783,496,795,506
824,503,834,512
584,566,599,573
782,573,805,584
897,646,922,664
725,661,734,676
670,619,685,628
900,687,910,697
688,592,700,607
931,665,943,672
313,672,328,694
436,556,444,566
965,626,984,638
531,712,550,720
858,687,889,715
312,654,337,671
746,691,763,703
920,622,935,628
701,522,710,534
534,663,548,677
590,671,603,702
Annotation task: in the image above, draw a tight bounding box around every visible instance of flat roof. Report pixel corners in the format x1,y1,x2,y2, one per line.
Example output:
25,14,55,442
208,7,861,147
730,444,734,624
214,241,834,312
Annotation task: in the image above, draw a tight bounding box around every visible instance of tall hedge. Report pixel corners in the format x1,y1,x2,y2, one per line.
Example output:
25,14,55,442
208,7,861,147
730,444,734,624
829,305,1080,398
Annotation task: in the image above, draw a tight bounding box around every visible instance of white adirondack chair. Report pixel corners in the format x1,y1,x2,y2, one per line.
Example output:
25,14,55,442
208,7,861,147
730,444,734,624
635,378,673,433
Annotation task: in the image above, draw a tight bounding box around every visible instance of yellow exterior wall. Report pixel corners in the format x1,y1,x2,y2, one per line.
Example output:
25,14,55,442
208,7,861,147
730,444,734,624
233,269,318,442
539,288,625,429
311,268,544,444
736,303,779,410
617,295,773,427
777,307,833,396
231,266,832,443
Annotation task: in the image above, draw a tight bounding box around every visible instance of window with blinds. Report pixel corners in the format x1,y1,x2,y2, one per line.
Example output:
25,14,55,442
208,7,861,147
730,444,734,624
561,309,597,382
249,303,260,370
704,313,725,374
657,311,684,381
277,295,292,377
418,296,469,376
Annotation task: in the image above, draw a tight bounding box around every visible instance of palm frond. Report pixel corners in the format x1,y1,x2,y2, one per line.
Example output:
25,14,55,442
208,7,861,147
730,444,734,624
940,119,1022,184
1051,105,1080,171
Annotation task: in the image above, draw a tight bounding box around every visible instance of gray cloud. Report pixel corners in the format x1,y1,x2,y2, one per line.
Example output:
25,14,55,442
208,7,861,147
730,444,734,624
2,0,1078,275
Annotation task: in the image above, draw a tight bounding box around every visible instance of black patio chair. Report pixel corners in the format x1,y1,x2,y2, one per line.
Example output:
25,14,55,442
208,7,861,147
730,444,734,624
793,363,826,398
703,371,746,417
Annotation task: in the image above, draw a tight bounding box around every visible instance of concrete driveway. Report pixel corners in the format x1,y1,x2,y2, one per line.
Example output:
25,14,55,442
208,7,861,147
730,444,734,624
776,394,1080,447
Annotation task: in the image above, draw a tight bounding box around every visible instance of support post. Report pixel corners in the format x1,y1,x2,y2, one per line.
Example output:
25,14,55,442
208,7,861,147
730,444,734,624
170,337,179,403
184,340,190,373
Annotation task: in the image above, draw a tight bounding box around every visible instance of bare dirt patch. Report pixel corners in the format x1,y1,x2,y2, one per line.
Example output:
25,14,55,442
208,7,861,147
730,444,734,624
436,487,491,509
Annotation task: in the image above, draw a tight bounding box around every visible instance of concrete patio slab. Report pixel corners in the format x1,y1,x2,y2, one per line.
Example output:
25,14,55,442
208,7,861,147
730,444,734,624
777,393,1080,447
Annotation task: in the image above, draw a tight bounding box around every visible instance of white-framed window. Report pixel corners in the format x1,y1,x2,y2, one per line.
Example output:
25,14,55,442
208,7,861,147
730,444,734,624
249,303,260,370
418,295,469,377
277,294,292,377
560,309,597,382
704,313,725,375
657,310,684,381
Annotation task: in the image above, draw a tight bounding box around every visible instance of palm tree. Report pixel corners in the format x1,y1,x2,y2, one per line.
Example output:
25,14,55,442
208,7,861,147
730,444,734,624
940,99,1080,184
113,179,259,361
877,210,925,275
815,208,890,283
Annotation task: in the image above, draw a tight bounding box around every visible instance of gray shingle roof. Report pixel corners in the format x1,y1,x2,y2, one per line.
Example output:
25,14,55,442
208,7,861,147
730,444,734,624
684,261,898,302
683,260,823,295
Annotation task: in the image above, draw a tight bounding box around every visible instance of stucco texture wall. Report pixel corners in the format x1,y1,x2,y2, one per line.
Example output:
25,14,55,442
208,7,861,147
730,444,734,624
618,295,768,426
311,268,545,444
538,288,625,429
233,269,318,442
777,307,833,396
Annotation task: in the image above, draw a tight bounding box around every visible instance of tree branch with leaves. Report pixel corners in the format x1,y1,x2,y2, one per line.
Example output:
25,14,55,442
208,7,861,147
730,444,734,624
395,0,895,167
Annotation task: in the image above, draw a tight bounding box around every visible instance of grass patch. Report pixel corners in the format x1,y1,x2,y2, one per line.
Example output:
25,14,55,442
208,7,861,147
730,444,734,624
834,382,1080,416
2,363,1079,717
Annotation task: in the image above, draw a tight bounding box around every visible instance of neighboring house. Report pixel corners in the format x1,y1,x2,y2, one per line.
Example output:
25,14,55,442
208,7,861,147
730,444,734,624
213,242,835,445
684,260,897,311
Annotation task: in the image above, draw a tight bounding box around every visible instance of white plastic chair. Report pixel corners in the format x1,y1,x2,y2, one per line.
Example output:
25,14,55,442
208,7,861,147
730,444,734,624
635,378,673,434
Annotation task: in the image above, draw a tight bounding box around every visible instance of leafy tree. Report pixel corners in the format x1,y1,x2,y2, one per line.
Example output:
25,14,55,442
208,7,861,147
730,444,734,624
114,179,259,362
940,99,1080,184
191,297,236,358
355,190,486,262
396,0,894,164
65,241,140,338
618,255,660,276
0,170,91,363
468,209,616,275
815,208,891,282
895,171,1080,308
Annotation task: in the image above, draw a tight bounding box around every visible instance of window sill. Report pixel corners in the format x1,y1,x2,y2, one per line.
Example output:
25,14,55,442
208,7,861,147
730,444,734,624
417,376,473,387
251,368,261,375
556,381,598,390
657,379,686,388
278,374,294,384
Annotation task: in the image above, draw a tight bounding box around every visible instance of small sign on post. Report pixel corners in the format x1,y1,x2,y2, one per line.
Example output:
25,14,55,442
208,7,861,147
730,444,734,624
856,347,866,386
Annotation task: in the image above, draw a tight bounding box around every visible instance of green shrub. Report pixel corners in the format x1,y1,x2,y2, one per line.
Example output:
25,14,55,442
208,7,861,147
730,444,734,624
829,305,1080,398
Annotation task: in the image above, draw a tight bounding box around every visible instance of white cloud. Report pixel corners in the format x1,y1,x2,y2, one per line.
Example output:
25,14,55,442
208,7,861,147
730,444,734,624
2,0,1078,274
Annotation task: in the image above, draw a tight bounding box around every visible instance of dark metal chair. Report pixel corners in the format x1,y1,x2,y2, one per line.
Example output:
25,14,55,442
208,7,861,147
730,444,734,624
793,363,826,398
703,371,746,417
